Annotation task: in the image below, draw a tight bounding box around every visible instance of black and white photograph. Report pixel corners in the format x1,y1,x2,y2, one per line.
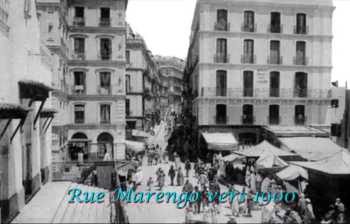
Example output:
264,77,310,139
0,0,350,223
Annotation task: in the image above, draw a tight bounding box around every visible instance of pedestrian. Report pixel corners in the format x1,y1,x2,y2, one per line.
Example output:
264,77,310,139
198,173,208,189
147,177,154,191
335,198,346,224
260,175,271,193
185,160,191,177
158,170,165,190
250,171,257,193
91,169,98,186
183,179,194,192
176,167,184,186
168,165,176,186
303,198,316,224
193,186,201,214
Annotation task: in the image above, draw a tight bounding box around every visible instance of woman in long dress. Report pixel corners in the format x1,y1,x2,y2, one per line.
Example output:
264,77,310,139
177,167,184,186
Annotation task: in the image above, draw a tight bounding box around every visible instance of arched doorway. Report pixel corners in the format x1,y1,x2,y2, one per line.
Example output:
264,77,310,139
69,132,89,161
97,132,114,160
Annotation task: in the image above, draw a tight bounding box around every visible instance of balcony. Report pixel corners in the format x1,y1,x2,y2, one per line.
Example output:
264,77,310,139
269,116,280,125
215,116,228,124
294,88,308,98
214,22,230,31
294,25,308,35
295,115,306,125
241,24,257,32
242,115,254,125
99,17,111,27
241,54,256,64
268,24,283,33
294,56,308,66
99,51,112,60
98,86,111,95
269,88,280,97
243,88,254,97
73,17,85,26
216,88,227,97
214,54,229,63
73,85,85,95
73,52,85,60
267,55,283,64
74,117,85,124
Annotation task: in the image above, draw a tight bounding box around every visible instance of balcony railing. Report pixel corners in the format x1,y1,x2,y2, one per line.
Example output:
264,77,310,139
73,52,85,60
214,22,230,31
73,17,85,26
100,51,112,60
243,88,254,97
99,17,111,27
216,88,227,97
73,85,86,95
241,23,257,32
215,116,228,124
268,24,283,33
267,55,283,64
295,115,306,125
98,86,111,95
269,116,280,125
214,54,229,63
294,56,308,66
294,25,308,35
294,88,308,98
74,117,85,124
200,87,331,99
242,115,254,125
270,88,280,97
241,54,256,64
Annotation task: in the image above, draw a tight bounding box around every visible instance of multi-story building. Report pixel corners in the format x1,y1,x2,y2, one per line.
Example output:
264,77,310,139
0,0,54,221
156,56,185,115
64,0,128,161
184,0,334,144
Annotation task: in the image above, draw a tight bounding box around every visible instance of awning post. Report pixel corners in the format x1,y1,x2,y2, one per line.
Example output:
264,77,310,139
33,99,46,129
0,119,12,140
43,117,54,134
10,118,26,143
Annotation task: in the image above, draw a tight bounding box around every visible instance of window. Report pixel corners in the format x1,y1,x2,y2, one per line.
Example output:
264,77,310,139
269,105,280,125
270,12,281,33
296,41,306,65
296,13,307,34
125,99,130,116
243,11,255,32
295,105,305,125
270,72,280,97
74,37,85,58
100,104,111,123
127,121,136,130
242,39,254,63
74,104,85,124
73,7,84,26
215,38,227,63
269,40,281,64
126,50,130,64
48,23,53,33
73,71,85,94
125,74,131,93
100,72,111,94
75,7,84,17
100,8,110,26
215,9,228,31
216,70,227,96
294,72,308,97
331,99,339,108
100,38,111,60
216,104,227,124
243,71,253,97
242,104,254,124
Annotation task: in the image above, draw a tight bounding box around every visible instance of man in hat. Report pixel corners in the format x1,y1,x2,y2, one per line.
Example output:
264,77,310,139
335,198,346,224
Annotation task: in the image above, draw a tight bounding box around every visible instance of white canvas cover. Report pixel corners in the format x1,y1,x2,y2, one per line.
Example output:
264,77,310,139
125,140,145,153
276,165,309,181
236,140,295,157
222,153,244,162
255,150,288,169
202,132,238,151
292,150,350,175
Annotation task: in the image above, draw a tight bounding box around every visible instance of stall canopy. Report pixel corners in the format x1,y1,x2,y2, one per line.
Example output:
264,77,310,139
281,137,343,161
125,140,145,153
236,140,295,158
255,150,288,169
276,165,309,181
202,132,238,151
292,150,350,175
222,153,244,162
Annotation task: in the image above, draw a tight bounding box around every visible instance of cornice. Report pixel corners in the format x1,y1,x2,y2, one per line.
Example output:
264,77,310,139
69,26,126,34
68,60,126,67
68,95,126,101
66,123,126,130
194,97,331,105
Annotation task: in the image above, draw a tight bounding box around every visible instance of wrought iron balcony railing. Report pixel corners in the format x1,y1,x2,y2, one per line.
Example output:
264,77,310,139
73,17,85,26
214,22,230,31
99,17,111,27
294,25,309,35
293,56,308,66
268,24,283,33
214,54,229,63
268,116,280,125
241,54,256,64
241,23,257,32
295,115,306,125
267,55,283,64
242,115,255,125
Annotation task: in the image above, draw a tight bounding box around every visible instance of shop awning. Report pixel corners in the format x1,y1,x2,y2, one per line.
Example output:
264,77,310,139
222,153,244,162
280,137,343,161
125,140,145,153
276,165,309,181
18,80,53,101
202,132,238,151
0,103,30,119
40,108,57,118
236,140,295,158
292,150,350,175
255,150,288,169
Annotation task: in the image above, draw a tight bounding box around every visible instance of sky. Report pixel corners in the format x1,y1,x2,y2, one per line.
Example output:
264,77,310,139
126,0,350,85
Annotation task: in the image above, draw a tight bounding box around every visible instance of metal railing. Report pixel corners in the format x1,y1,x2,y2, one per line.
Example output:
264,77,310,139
214,54,229,63
267,55,283,64
199,87,331,99
268,24,283,33
72,85,86,95
215,116,228,124
99,17,111,27
293,56,308,66
241,23,257,32
294,25,309,35
214,22,230,31
242,115,255,125
243,88,254,97
295,116,306,125
73,52,85,60
73,17,85,26
268,116,280,125
98,86,112,95
241,54,256,64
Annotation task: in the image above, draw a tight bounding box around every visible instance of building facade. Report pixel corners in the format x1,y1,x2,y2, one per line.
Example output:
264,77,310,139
64,0,128,161
0,0,54,221
184,0,334,144
156,56,185,115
